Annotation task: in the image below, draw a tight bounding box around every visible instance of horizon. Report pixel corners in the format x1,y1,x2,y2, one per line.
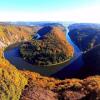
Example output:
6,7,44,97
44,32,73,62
0,0,100,23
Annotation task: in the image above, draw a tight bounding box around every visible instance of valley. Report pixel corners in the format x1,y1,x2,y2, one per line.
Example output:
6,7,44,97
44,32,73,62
4,24,84,78
0,22,100,100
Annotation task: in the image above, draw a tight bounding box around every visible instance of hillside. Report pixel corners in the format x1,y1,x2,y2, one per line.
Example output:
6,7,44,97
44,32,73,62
0,24,35,99
78,45,100,77
68,23,100,52
0,57,100,100
20,26,74,65
68,23,100,78
0,24,36,48
84,45,100,67
0,23,99,100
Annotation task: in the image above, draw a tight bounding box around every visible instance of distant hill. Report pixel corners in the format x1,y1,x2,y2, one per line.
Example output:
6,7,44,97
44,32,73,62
68,23,100,52
0,21,65,27
68,23,100,30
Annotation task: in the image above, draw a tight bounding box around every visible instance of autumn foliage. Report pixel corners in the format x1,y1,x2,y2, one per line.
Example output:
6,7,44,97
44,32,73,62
20,70,100,100
0,24,35,48
0,24,99,100
20,26,74,65
0,51,27,100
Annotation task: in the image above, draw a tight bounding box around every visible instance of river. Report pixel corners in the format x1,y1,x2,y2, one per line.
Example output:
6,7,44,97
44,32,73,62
4,26,84,78
51,28,84,79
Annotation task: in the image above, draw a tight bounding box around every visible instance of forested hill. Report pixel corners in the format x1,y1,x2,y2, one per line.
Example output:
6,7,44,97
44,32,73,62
20,26,74,65
68,23,100,52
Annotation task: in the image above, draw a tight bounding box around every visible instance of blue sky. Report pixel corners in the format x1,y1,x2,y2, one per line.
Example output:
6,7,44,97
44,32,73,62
0,0,94,11
0,0,100,22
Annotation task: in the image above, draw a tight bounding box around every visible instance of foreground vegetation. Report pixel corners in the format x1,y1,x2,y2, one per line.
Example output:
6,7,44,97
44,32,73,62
20,71,100,100
1,51,100,100
0,50,28,100
0,24,34,100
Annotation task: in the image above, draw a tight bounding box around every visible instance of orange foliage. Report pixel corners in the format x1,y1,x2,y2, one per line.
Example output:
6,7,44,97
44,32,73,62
52,27,74,57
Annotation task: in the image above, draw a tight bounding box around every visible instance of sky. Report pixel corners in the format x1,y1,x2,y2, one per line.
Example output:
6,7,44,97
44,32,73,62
0,0,100,23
